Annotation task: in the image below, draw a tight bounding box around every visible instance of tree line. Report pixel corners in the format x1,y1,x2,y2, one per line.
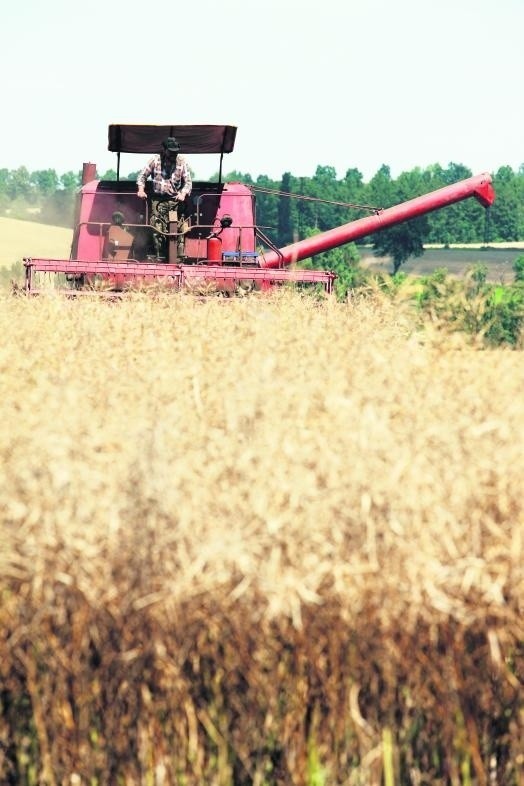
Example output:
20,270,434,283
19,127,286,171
228,162,524,273
1,161,523,271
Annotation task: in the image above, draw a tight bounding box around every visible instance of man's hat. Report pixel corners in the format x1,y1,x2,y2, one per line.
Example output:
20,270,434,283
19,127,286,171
162,136,181,153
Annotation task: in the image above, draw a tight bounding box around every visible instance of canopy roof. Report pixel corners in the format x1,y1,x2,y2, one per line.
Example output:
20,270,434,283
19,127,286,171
108,125,237,155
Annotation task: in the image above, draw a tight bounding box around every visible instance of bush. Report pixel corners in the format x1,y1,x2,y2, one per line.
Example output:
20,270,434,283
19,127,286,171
414,266,524,347
513,255,524,283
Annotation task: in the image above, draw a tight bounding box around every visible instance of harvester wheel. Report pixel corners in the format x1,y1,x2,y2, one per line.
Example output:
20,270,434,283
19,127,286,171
236,280,256,296
66,274,85,290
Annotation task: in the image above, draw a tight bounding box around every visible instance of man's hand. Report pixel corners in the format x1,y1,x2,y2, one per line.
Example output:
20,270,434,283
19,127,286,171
137,187,147,199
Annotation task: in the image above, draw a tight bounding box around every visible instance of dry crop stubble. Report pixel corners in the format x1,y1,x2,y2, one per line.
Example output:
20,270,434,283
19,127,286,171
0,290,522,785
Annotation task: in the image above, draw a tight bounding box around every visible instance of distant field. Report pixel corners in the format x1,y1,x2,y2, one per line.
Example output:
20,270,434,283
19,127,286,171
359,244,524,281
0,216,72,267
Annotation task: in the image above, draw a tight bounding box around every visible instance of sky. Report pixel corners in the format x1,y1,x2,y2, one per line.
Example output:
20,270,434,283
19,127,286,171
1,0,523,183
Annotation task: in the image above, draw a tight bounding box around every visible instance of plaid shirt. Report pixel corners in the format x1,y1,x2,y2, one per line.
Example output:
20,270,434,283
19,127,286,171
137,154,192,199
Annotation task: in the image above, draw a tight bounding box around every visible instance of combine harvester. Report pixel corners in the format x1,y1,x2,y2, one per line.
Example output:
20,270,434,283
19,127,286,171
24,124,495,295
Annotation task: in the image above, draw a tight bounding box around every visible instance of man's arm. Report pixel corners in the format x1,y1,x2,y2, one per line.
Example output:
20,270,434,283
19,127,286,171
137,158,155,198
176,158,192,201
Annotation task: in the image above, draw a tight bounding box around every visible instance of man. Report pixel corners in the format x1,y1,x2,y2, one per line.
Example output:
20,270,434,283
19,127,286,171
136,136,192,259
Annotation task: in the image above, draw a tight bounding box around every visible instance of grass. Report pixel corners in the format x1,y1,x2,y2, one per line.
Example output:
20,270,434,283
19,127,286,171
0,290,522,785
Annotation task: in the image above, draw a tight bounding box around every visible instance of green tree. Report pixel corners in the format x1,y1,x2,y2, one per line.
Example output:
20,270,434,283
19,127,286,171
277,172,293,246
310,165,339,230
425,163,482,243
253,174,279,241
31,169,59,196
373,216,429,274
7,166,32,201
367,166,427,272
98,169,117,181
513,255,524,283
293,175,316,235
223,170,254,185
0,168,9,195
490,166,521,241
0,169,9,211
343,167,364,193
368,164,396,209
60,171,81,191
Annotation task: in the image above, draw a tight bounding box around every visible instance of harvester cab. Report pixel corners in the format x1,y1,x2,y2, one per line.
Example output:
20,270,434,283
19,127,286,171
29,123,322,294
23,124,495,295
71,125,261,278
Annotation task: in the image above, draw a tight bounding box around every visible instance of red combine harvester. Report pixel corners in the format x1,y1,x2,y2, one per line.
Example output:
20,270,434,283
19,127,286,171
24,124,495,294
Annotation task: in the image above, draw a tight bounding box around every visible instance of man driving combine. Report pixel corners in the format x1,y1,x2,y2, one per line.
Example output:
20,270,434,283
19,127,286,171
136,136,192,260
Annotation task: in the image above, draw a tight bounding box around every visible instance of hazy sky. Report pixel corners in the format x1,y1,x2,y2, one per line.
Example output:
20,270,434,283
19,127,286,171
1,0,522,182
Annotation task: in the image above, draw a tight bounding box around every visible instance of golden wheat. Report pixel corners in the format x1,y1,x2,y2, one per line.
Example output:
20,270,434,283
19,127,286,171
0,290,522,785
0,217,72,267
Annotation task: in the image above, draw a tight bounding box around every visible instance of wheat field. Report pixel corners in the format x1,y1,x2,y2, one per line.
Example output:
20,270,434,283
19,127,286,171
0,216,72,267
0,290,522,785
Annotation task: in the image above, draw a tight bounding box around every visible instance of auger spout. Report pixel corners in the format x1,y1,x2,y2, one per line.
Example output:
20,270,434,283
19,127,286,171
260,172,495,269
